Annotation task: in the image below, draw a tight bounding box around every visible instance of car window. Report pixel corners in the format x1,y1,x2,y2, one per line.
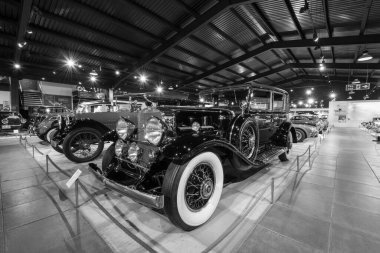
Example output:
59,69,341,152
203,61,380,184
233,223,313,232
273,93,285,111
250,90,271,111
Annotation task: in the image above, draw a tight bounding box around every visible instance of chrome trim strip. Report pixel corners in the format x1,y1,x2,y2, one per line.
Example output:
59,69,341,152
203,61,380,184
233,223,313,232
88,164,164,209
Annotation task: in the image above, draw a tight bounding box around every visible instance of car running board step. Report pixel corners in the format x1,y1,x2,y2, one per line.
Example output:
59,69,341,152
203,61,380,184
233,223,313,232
255,147,286,164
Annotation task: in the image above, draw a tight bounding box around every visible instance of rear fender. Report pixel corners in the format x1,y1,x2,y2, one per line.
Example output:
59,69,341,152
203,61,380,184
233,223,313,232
271,121,297,146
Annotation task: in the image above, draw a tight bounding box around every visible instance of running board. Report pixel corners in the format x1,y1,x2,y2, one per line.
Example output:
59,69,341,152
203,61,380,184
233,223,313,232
255,147,286,164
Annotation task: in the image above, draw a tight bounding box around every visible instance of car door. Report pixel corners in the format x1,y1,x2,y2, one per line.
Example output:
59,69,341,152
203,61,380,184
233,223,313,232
249,89,273,144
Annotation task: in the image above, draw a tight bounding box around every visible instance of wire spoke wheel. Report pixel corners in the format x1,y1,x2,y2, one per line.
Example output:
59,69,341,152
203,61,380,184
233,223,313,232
185,163,214,211
70,132,100,158
239,124,257,159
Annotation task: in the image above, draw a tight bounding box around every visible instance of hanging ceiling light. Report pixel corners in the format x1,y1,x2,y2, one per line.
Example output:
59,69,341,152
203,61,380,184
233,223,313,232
347,95,352,100
299,0,309,13
358,50,373,62
139,74,147,83
90,69,98,76
313,30,319,42
156,86,163,93
90,76,97,82
14,63,21,69
65,58,76,68
115,70,120,76
330,92,336,99
348,91,355,95
319,60,326,71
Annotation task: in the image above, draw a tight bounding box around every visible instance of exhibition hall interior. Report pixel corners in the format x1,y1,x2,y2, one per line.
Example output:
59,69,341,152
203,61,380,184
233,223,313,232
1,0,380,252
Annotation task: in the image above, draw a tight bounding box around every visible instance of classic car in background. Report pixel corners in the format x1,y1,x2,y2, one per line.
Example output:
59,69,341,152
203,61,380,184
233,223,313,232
290,115,318,126
28,106,71,137
293,124,318,142
89,83,296,230
51,94,200,163
0,111,26,132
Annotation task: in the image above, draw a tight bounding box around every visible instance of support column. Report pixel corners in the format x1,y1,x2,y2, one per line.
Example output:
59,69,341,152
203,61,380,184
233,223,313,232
109,88,114,104
10,78,20,113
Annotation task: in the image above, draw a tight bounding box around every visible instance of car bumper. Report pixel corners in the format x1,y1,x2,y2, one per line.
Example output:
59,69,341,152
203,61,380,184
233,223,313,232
88,163,164,209
1,124,21,130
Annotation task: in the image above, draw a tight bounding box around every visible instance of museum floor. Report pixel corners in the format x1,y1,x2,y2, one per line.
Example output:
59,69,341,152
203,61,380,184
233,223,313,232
0,128,379,253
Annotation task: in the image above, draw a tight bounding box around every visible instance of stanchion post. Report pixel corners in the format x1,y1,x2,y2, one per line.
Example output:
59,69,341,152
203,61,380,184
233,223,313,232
32,145,35,158
19,135,21,144
75,180,79,208
308,146,311,168
271,178,274,204
296,156,300,172
46,155,49,174
24,139,27,148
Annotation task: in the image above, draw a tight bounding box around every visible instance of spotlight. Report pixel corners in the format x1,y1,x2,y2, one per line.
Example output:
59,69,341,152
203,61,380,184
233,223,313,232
352,79,360,84
290,89,294,92
65,58,76,68
156,86,163,93
357,50,373,62
311,87,314,90
200,98,205,103
90,69,98,76
330,92,336,99
307,98,314,104
26,30,33,34
299,0,309,13
313,30,319,42
139,74,147,83
14,63,21,69
90,76,97,82
78,64,83,68
298,101,304,105
41,77,45,80
134,75,137,79
115,70,120,76
78,82,82,85
17,42,27,48
52,71,56,75
306,89,312,95
168,86,174,90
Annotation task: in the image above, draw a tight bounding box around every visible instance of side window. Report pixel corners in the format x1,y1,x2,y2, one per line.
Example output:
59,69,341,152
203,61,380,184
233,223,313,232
273,93,285,111
250,90,271,110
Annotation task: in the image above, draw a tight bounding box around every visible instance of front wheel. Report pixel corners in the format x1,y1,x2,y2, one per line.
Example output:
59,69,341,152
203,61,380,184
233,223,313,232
163,152,224,231
49,129,63,153
295,128,306,142
62,127,104,163
279,131,293,162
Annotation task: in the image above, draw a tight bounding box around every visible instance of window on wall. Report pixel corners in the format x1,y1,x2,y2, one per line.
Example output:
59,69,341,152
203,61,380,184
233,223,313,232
273,92,285,111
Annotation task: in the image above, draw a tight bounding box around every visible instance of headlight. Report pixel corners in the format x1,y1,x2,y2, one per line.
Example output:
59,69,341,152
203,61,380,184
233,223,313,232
128,142,140,162
116,118,135,140
192,121,200,132
1,119,8,124
144,117,165,145
115,139,124,157
310,127,317,132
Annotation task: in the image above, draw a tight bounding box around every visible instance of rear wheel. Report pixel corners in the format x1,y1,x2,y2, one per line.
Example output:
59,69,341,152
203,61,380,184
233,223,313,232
295,128,306,142
49,129,63,153
63,127,104,163
238,119,259,161
163,152,223,231
279,131,293,161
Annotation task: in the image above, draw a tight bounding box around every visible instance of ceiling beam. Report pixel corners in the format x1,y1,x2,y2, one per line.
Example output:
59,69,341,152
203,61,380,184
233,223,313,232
14,0,33,64
179,34,380,87
114,0,233,88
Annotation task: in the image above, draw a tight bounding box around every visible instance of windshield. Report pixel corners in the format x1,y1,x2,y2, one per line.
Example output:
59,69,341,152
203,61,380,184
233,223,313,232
201,88,249,108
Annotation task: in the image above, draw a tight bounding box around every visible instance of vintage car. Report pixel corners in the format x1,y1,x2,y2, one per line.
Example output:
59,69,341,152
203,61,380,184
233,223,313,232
51,94,200,163
290,115,318,126
293,124,318,142
28,106,71,138
88,83,296,230
0,111,26,132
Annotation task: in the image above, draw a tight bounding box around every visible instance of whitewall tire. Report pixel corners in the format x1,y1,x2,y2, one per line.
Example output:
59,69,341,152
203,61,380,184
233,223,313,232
163,152,224,231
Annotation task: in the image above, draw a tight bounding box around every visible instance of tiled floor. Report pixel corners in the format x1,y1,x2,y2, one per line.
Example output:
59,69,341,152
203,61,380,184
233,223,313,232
238,127,380,253
0,138,112,253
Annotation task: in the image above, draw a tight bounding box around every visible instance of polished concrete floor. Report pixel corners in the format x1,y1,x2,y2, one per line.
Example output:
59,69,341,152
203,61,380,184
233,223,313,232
237,128,380,253
0,128,379,253
0,138,112,253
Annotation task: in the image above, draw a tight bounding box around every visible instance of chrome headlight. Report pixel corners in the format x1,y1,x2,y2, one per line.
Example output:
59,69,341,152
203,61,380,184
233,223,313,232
115,139,124,157
116,118,135,140
1,118,8,124
127,142,140,162
144,117,165,146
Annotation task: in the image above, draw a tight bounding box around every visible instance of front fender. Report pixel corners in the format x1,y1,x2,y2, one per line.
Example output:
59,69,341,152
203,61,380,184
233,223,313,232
101,130,118,142
162,133,253,168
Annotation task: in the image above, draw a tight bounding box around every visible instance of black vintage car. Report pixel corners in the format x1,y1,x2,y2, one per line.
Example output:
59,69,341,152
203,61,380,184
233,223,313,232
88,83,296,231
